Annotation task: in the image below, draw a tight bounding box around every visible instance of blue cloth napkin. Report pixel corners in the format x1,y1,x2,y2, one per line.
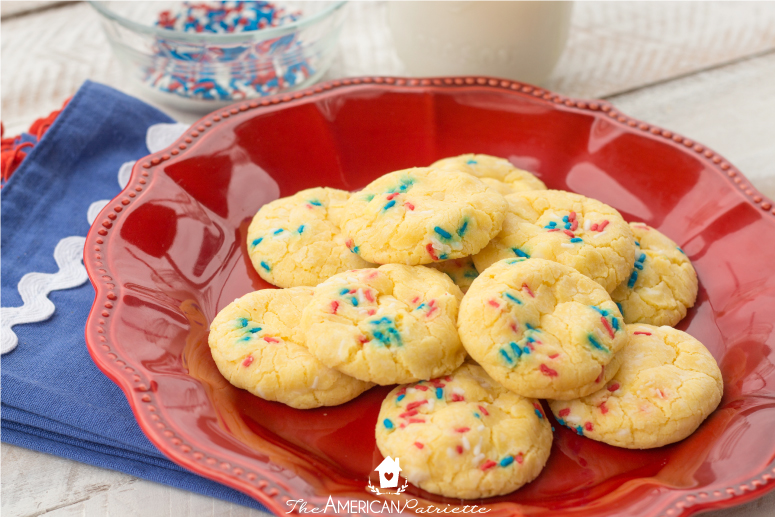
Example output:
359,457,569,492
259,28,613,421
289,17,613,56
1,81,268,513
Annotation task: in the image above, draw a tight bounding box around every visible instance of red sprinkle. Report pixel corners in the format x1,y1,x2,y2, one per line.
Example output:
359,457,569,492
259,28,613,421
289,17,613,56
570,220,579,231
451,394,465,402
345,238,354,249
396,387,407,396
585,422,594,431
533,402,544,418
590,223,598,231
608,382,620,392
242,355,254,367
445,376,453,382
358,335,370,344
367,309,376,316
414,442,424,449
306,204,314,209
595,366,604,383
599,402,608,414
429,378,445,388
540,364,558,377
634,331,652,336
412,296,420,304
426,243,439,261
400,410,418,418
598,220,610,231
568,211,576,221
456,445,464,454
263,337,280,343
414,385,429,392
488,299,501,308
330,300,339,314
547,228,561,232
386,192,400,200
601,317,615,339
515,453,524,464
558,408,571,417
405,202,415,211
510,321,519,333
548,353,559,359
522,283,535,298
478,405,489,416
408,418,426,424
480,460,497,471
366,270,379,279
657,389,666,398
364,290,375,302
407,400,428,410
455,427,470,433
563,230,575,238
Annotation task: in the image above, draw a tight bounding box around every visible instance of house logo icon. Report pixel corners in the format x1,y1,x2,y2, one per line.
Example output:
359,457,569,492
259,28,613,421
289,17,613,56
375,456,402,489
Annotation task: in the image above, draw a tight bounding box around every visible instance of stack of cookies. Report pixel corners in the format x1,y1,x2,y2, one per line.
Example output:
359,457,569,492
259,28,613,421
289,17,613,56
208,154,723,500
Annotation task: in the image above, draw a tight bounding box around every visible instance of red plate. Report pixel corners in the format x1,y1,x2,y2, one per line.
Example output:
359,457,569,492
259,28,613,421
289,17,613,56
84,77,775,517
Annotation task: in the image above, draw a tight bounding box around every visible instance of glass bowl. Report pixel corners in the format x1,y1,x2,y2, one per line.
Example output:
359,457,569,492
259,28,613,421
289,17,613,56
90,1,347,112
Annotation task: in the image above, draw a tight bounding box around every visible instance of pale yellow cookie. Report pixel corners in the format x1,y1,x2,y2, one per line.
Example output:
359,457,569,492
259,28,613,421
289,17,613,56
549,324,723,449
611,223,698,327
473,190,637,293
300,265,465,385
209,287,373,409
339,168,508,265
247,187,373,288
427,256,479,294
431,154,547,194
458,258,627,400
375,363,553,499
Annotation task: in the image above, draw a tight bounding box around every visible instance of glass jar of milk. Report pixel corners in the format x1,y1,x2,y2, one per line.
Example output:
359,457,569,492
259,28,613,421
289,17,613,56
388,1,573,85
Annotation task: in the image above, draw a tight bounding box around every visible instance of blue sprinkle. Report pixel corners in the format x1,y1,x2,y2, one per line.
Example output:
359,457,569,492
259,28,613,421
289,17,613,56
558,418,566,426
637,253,646,263
439,253,449,259
352,246,360,254
351,296,359,306
297,225,305,234
474,413,481,418
634,262,643,270
500,456,515,467
587,334,608,352
397,394,405,402
436,387,443,399
466,159,478,165
457,220,468,237
434,226,452,240
616,302,624,314
251,237,263,247
240,336,252,342
365,194,375,202
527,336,535,343
273,228,284,235
383,419,394,429
503,292,522,305
383,200,396,210
499,348,513,364
523,346,531,355
552,426,555,432
565,223,572,230
627,270,638,288
249,327,262,333
308,200,322,206
576,426,584,436
464,270,479,279
612,318,619,331
239,318,248,327
340,288,350,295
535,409,544,419
548,221,557,228
525,323,534,330
562,216,569,223
677,247,685,254
416,303,426,311
590,306,608,316
260,261,271,272
570,238,583,243
513,248,530,258
635,241,641,247
509,342,522,358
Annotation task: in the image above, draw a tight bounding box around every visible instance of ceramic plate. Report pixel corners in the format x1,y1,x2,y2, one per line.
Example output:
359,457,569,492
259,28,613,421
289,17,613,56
84,77,775,517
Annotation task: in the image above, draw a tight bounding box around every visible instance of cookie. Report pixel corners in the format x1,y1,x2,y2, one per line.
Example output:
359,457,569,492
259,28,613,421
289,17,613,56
209,287,373,409
427,256,480,294
549,324,723,449
472,190,637,293
247,187,373,288
339,168,508,265
300,264,466,385
431,154,547,195
458,258,627,400
375,363,553,499
611,223,698,327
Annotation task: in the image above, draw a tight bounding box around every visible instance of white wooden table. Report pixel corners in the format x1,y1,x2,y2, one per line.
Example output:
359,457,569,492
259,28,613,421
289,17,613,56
3,2,775,516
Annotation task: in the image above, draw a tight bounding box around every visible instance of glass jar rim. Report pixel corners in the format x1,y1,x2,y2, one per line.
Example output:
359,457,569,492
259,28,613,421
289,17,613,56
89,1,347,43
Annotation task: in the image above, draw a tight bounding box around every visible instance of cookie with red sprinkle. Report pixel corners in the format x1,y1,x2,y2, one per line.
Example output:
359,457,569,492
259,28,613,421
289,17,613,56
375,363,552,499
549,324,723,448
209,287,372,409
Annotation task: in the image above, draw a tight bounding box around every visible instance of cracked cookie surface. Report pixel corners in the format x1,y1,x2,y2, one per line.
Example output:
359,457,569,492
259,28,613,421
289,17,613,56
549,324,723,449
300,264,465,385
427,256,480,294
247,187,373,288
375,363,553,499
611,223,698,327
339,168,507,265
431,153,547,195
473,190,636,293
458,258,627,400
209,287,373,409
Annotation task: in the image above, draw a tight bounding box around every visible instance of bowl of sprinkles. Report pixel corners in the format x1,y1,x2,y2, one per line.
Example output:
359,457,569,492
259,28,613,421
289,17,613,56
90,1,347,111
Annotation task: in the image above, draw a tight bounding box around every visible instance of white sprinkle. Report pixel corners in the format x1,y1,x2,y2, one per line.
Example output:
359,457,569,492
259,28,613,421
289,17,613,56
407,387,416,394
462,436,471,451
474,453,485,464
477,425,485,432
473,438,483,456
584,219,591,231
447,447,457,458
406,471,430,484
452,387,465,396
566,415,581,425
311,376,319,389
593,231,607,239
427,398,435,411
561,243,575,248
